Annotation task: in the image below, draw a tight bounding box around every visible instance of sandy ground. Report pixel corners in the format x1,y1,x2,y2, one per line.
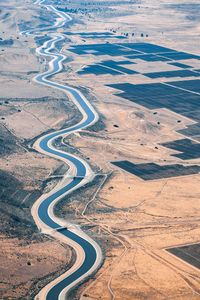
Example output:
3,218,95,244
0,234,71,299
1,0,200,299
1,98,77,139
58,109,200,299
0,1,75,297
53,0,200,299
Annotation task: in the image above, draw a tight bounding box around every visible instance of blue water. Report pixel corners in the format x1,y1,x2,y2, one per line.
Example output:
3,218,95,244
36,48,98,299
24,3,100,299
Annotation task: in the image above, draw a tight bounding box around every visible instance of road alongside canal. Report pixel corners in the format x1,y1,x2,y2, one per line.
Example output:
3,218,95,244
22,1,102,299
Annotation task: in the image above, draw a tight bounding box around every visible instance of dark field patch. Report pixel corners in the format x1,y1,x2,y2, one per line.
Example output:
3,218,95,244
177,124,200,140
111,160,200,180
64,31,125,39
78,60,137,76
73,42,200,162
182,109,200,122
68,42,177,57
68,43,140,56
100,60,137,74
126,54,170,61
107,82,200,113
160,139,200,160
68,42,200,61
169,62,192,69
144,70,199,79
160,51,200,60
118,42,175,53
73,42,200,80
102,60,136,65
167,244,200,270
79,64,122,75
0,38,14,46
169,79,200,93
67,41,200,65
107,78,200,160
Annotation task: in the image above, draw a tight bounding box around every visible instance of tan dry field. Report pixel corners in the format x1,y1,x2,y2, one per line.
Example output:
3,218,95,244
60,111,200,299
0,234,71,299
1,0,200,299
0,1,75,297
55,1,200,299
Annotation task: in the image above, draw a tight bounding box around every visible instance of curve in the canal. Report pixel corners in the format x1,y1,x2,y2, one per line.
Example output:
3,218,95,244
21,1,102,299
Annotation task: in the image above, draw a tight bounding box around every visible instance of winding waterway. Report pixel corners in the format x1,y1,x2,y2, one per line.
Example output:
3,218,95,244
21,1,102,299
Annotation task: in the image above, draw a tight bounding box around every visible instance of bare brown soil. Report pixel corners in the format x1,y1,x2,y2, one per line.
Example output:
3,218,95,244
1,0,200,299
